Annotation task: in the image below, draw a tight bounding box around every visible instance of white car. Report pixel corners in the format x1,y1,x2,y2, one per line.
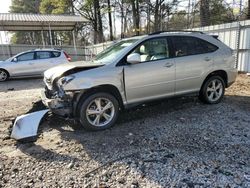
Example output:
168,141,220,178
0,49,71,81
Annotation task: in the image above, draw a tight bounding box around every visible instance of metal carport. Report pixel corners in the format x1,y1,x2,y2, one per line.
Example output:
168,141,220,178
0,13,88,51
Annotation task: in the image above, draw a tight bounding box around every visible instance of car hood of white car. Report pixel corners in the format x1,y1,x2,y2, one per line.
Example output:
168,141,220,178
44,61,104,84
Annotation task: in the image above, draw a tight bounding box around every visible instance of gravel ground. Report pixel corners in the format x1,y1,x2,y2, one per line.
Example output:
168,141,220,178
0,75,250,188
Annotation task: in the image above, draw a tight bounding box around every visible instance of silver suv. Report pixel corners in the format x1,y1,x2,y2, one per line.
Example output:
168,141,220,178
41,31,237,130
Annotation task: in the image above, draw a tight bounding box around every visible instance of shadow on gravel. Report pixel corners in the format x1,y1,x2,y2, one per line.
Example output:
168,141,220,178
0,77,43,92
18,94,250,186
17,142,80,162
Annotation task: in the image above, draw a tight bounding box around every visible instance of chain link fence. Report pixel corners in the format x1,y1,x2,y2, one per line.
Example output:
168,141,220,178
0,42,113,62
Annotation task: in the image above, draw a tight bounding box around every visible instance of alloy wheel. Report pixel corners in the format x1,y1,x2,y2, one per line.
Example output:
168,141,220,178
86,97,115,127
206,79,223,102
0,70,7,81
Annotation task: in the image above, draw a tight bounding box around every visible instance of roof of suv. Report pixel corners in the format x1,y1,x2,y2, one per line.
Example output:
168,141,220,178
148,30,204,35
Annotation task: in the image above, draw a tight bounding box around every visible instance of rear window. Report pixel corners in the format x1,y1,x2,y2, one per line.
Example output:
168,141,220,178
171,36,218,57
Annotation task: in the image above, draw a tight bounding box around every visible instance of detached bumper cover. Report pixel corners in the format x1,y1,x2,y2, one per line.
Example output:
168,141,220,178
11,109,49,140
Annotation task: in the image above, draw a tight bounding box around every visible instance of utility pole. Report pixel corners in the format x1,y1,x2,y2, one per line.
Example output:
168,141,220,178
187,0,191,29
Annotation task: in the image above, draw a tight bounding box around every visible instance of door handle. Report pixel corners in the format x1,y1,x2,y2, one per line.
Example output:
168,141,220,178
164,62,174,68
204,57,211,61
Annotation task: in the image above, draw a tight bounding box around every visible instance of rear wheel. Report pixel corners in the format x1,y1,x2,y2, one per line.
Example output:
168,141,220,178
78,92,119,130
199,76,225,104
0,69,8,82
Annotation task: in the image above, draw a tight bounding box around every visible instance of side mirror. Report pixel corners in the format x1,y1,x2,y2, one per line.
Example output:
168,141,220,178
127,53,141,64
12,58,17,62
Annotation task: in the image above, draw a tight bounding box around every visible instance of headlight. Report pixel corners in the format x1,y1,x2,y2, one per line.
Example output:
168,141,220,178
58,75,75,86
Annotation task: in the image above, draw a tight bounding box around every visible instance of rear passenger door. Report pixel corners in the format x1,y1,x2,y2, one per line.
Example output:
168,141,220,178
170,36,218,95
35,51,61,74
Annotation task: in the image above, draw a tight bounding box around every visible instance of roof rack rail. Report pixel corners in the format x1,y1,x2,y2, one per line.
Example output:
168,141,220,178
148,30,204,35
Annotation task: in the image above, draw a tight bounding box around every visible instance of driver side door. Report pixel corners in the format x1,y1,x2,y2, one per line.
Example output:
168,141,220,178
124,37,175,104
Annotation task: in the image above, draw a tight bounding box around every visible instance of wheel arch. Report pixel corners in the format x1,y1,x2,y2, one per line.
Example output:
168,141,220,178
73,84,125,117
201,70,228,89
0,68,10,81
0,68,10,76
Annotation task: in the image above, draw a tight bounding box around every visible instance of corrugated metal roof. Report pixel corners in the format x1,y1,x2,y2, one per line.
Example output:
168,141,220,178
0,13,88,31
0,13,87,23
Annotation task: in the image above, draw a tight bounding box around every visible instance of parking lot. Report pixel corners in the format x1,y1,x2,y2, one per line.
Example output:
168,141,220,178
0,74,250,187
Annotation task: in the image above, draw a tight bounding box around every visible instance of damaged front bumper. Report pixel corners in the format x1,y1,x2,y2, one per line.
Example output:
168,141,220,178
41,88,73,117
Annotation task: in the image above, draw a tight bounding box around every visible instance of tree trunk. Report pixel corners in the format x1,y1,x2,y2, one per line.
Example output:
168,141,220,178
131,0,140,35
131,1,137,32
154,0,160,32
107,0,113,41
200,0,210,26
96,0,104,43
147,0,150,33
247,0,250,19
135,0,140,35
120,0,124,38
93,0,98,44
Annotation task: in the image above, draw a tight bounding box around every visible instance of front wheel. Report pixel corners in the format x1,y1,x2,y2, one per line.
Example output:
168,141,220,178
0,69,8,82
78,92,119,130
199,76,225,104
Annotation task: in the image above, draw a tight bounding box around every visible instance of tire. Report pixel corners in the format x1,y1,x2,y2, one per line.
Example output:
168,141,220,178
199,76,225,104
0,69,9,82
78,92,119,131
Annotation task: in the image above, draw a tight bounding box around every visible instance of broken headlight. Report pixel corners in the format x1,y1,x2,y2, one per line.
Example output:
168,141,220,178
58,75,75,87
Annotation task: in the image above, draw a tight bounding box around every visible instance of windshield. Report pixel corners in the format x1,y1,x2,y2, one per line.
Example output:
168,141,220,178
94,39,139,64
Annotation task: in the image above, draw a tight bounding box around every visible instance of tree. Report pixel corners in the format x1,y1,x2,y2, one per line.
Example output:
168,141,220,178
10,0,40,13
107,0,113,40
200,0,210,26
39,0,74,45
168,11,188,30
74,0,104,44
39,0,72,14
10,0,42,44
248,0,250,19
130,0,140,35
95,0,104,42
209,0,234,25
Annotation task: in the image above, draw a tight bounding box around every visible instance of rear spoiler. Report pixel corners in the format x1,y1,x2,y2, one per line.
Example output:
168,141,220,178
211,35,219,40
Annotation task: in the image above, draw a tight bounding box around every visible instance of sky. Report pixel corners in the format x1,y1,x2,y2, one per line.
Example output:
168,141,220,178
0,0,11,43
0,0,11,13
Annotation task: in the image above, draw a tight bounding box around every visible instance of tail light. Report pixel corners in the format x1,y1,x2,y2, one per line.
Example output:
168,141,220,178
63,51,71,62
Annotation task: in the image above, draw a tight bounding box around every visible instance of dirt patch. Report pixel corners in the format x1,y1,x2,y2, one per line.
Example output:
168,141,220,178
0,75,250,187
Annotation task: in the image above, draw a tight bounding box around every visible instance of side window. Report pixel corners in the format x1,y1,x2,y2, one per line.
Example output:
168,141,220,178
51,51,61,57
36,51,51,59
17,52,35,61
172,36,218,57
130,38,170,63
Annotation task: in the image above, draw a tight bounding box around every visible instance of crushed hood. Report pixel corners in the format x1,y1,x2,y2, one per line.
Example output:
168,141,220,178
44,61,103,84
